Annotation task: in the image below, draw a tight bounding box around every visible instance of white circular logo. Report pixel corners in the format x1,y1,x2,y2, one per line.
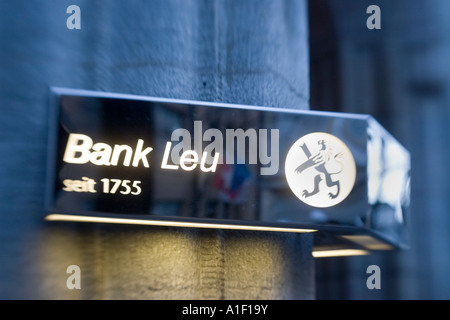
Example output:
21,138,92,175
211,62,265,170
285,132,356,208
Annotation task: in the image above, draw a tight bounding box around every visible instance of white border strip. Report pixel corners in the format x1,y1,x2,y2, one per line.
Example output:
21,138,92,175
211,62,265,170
50,87,371,120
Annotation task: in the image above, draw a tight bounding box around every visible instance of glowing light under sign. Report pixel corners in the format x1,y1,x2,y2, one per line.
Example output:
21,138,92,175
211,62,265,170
45,214,317,233
312,249,370,258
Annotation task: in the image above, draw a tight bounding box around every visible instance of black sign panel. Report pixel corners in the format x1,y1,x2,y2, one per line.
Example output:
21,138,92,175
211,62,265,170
45,88,410,251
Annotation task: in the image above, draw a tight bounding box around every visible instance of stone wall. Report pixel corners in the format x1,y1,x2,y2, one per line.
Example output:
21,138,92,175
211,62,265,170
0,0,312,299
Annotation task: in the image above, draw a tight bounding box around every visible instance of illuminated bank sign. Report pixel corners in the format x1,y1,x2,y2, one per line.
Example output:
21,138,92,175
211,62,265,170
62,123,279,175
45,88,411,251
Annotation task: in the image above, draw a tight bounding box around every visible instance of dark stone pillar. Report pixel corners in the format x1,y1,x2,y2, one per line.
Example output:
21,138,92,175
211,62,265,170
0,0,313,299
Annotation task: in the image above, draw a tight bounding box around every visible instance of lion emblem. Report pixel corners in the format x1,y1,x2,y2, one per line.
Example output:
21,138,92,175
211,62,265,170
284,133,356,208
294,139,343,199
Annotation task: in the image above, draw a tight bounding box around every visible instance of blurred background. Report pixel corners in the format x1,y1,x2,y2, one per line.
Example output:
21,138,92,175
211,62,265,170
0,0,449,299
310,0,450,299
